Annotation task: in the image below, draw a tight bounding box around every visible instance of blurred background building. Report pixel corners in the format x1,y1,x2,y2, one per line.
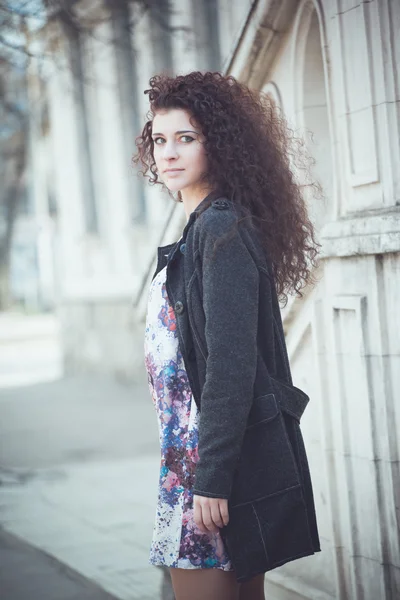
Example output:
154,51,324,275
1,1,399,599
28,0,253,380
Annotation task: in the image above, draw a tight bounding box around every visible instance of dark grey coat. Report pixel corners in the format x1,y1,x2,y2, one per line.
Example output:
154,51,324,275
151,191,321,582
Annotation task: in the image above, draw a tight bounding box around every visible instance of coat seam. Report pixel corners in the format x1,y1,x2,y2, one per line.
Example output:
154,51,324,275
192,489,229,499
251,503,269,566
230,483,301,508
187,272,208,363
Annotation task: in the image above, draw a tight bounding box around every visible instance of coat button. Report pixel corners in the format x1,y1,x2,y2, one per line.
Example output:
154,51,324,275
174,301,184,315
180,243,186,254
212,199,229,210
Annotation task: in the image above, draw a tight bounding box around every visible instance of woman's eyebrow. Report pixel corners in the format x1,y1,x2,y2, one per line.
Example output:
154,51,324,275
151,129,199,136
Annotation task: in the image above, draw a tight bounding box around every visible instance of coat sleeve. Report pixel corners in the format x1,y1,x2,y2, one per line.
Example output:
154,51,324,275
192,211,259,499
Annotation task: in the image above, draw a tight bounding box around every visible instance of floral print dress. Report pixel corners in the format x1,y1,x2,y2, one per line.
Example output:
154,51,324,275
144,262,233,571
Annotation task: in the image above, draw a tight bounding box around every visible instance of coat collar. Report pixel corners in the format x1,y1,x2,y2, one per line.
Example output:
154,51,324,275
193,189,225,215
181,189,225,239
163,189,226,264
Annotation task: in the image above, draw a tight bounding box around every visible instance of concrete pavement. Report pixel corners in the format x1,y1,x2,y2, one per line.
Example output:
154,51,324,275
0,374,157,469
0,374,169,600
0,527,119,600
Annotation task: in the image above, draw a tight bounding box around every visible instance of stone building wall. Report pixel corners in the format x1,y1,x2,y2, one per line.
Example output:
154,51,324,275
224,1,399,598
38,0,252,380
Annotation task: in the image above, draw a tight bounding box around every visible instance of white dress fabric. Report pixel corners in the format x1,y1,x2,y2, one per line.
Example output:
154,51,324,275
144,262,233,571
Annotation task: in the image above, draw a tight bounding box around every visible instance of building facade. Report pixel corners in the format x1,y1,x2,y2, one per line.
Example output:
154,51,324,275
30,0,252,378
224,2,399,599
29,0,400,598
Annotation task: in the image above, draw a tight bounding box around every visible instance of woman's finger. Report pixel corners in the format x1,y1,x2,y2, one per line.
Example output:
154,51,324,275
193,496,207,533
219,499,230,527
201,501,219,533
210,500,224,529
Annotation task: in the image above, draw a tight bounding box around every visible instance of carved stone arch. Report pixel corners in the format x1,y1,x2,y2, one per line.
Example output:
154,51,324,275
290,0,337,229
228,0,299,87
262,81,284,113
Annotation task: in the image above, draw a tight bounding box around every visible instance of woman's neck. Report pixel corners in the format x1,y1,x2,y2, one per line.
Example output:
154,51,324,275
180,186,213,221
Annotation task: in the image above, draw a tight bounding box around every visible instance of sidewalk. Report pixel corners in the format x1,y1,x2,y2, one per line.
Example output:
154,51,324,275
0,527,119,600
0,457,164,599
0,374,167,600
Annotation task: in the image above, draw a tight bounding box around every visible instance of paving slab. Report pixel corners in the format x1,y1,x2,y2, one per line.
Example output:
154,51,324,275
0,527,119,600
0,457,164,600
0,374,168,599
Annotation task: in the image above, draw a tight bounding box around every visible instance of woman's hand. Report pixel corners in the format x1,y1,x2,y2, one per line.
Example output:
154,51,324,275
193,494,229,533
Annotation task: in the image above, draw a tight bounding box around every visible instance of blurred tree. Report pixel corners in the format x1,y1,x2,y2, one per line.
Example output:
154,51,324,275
0,0,176,309
0,2,32,309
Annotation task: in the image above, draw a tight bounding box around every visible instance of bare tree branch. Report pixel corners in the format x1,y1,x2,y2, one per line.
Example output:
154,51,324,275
0,0,192,308
0,33,37,57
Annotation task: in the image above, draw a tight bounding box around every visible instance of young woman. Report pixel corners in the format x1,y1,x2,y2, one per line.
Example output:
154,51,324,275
134,71,321,600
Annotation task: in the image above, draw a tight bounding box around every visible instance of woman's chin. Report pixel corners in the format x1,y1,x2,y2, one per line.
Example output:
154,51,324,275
165,183,182,193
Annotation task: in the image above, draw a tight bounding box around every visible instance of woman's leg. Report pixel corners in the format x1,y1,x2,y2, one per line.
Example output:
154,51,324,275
239,573,265,600
169,567,240,600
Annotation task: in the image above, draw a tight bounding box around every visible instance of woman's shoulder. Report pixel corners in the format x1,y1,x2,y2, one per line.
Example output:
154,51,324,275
193,196,247,239
193,197,271,275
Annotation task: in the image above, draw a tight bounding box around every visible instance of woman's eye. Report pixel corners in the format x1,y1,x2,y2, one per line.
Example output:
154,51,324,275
153,135,194,144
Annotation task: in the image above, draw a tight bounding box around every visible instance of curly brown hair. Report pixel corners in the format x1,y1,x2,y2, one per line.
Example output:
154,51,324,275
133,71,321,304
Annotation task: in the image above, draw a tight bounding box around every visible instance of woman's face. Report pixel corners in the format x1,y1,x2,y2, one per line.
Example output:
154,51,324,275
151,108,208,196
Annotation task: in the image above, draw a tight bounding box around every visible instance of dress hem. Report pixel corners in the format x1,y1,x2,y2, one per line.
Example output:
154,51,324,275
149,558,234,572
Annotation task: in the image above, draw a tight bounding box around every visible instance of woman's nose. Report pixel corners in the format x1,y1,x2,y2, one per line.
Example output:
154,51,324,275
163,141,179,160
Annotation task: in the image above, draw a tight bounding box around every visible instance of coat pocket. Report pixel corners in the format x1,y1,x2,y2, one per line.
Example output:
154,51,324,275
229,393,301,507
222,382,317,581
221,484,315,581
